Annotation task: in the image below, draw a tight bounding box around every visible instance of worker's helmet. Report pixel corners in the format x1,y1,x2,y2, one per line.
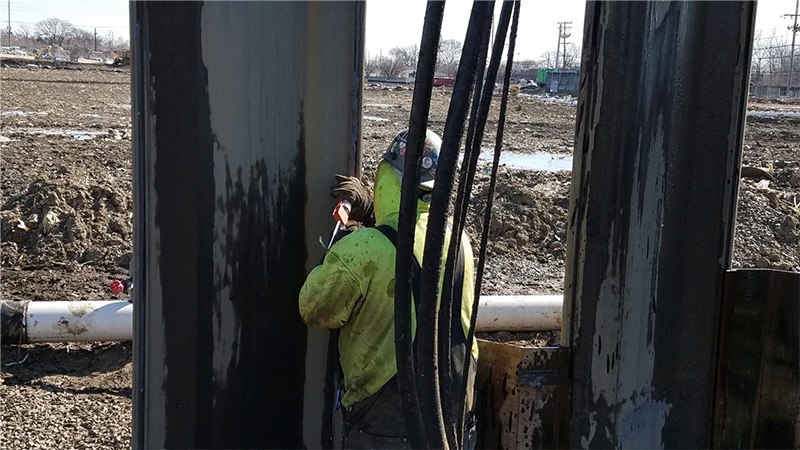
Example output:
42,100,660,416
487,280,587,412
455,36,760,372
382,129,442,189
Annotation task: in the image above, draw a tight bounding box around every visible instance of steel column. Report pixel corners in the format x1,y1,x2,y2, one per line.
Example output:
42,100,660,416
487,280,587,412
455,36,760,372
563,1,756,448
131,2,363,448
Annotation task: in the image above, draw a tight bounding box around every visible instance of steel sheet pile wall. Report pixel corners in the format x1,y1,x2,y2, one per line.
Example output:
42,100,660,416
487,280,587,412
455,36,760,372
563,1,755,448
714,269,800,448
130,2,363,448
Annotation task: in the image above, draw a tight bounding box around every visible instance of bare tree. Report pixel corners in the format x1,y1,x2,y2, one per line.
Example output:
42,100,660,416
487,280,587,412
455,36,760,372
538,50,557,68
16,24,33,41
389,45,418,70
752,29,793,86
97,30,129,52
436,39,462,77
34,18,75,46
514,59,539,70
365,56,379,77
104,30,114,50
378,54,404,79
751,30,766,85
114,37,130,51
64,27,95,59
561,43,581,69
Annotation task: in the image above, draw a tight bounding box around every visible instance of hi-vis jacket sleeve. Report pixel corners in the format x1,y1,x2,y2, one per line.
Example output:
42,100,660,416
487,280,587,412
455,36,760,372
299,250,364,329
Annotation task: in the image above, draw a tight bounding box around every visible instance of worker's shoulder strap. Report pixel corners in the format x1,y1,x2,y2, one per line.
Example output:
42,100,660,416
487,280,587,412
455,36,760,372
374,225,467,338
375,225,423,306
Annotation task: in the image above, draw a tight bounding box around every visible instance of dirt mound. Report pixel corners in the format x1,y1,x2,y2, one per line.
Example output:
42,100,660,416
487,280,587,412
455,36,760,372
1,179,132,271
463,168,570,295
733,176,800,271
467,168,569,259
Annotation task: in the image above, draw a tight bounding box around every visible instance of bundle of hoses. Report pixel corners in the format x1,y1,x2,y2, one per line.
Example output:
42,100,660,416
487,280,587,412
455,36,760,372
393,1,522,449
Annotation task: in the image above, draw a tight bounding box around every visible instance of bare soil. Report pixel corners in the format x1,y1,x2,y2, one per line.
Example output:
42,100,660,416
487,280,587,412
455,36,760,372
1,67,133,449
1,70,798,449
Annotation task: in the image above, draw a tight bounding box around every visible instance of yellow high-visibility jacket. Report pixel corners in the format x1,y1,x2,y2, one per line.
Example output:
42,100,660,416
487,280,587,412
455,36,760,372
299,161,478,408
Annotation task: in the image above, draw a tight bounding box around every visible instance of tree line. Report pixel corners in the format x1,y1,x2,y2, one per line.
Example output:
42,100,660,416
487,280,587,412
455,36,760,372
366,40,581,79
1,18,129,60
751,29,800,88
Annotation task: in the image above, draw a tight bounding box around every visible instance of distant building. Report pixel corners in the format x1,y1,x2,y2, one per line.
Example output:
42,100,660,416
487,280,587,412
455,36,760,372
545,70,579,95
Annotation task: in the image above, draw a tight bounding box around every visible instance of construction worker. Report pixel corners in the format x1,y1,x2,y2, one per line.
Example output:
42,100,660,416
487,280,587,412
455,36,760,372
299,130,479,449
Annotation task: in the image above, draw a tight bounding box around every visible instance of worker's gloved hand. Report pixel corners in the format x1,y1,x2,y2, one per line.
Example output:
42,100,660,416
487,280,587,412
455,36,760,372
343,220,361,233
332,174,374,222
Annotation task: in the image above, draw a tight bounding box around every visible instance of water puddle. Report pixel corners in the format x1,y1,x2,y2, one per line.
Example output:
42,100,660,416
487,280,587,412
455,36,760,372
484,152,573,171
4,127,108,141
747,111,800,118
364,115,389,122
460,151,573,171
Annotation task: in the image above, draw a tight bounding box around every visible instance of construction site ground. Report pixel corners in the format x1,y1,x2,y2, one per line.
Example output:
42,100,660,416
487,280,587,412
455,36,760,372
1,68,798,449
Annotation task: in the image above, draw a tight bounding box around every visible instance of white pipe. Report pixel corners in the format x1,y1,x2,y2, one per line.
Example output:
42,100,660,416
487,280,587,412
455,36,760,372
4,295,562,344
475,295,563,332
25,301,132,342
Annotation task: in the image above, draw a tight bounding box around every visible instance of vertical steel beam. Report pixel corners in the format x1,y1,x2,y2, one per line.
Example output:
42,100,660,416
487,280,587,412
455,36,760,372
563,1,756,448
131,2,363,448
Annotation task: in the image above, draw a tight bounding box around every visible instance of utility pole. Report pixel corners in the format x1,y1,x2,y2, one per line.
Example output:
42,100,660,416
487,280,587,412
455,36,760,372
555,23,561,69
559,22,572,69
94,28,97,51
786,0,800,96
7,0,11,47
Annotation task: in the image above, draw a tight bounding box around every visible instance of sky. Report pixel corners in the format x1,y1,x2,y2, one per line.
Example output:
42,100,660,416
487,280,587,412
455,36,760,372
3,0,129,42
365,0,799,61
1,0,798,59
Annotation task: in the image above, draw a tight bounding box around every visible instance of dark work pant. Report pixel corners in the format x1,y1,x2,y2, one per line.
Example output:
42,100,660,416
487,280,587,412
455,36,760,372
343,378,476,450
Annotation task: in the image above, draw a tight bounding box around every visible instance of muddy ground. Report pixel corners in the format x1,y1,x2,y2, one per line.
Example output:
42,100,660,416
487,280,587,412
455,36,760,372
1,68,798,449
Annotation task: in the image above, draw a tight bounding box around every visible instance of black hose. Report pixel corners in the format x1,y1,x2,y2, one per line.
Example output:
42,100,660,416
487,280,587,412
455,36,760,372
458,0,515,240
394,2,445,448
461,0,521,427
451,17,491,240
434,0,495,448
414,2,493,448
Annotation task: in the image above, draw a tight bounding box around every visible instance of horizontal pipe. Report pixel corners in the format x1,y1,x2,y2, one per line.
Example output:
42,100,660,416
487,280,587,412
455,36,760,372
2,300,132,343
0,296,562,343
476,295,563,332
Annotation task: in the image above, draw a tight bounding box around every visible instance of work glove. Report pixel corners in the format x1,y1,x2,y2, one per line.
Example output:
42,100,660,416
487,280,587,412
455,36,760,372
331,174,374,224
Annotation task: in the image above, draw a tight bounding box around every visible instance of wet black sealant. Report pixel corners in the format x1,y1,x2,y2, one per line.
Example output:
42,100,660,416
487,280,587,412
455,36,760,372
145,2,309,447
0,300,27,344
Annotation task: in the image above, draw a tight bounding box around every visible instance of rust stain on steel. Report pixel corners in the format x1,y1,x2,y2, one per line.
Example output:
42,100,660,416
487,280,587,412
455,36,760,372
564,1,755,448
476,340,570,449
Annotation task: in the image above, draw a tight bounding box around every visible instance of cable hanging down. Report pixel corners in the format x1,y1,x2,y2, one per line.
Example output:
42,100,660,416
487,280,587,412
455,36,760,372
394,1,521,448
